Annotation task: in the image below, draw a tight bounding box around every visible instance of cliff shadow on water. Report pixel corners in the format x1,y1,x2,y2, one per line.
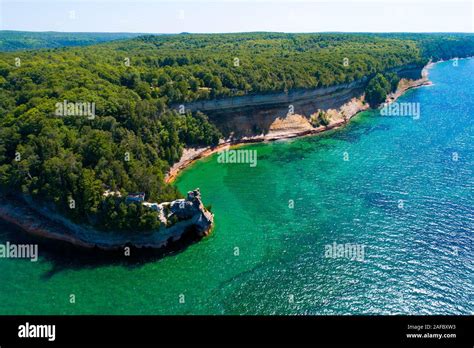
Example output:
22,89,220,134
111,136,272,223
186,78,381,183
0,219,206,280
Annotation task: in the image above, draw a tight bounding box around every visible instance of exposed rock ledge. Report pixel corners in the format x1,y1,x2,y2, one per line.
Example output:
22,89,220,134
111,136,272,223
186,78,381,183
166,75,431,183
0,189,213,251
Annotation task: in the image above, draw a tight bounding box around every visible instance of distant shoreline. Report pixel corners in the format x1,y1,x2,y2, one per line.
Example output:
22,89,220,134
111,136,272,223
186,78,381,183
166,68,433,184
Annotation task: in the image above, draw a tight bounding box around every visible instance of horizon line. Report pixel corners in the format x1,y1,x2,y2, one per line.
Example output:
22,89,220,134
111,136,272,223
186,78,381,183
1,30,473,35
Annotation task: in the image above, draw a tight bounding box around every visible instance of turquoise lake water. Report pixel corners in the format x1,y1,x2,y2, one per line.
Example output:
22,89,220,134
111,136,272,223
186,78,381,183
0,59,472,314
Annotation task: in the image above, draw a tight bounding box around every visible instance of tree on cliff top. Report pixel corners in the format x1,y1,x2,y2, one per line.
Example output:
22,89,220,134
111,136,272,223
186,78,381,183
365,73,391,107
385,72,400,93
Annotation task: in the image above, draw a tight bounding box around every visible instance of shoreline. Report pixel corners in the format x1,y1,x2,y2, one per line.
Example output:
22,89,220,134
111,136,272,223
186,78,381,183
0,62,438,251
166,70,432,184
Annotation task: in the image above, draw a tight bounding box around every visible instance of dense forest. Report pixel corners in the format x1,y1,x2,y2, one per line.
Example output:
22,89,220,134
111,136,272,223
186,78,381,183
0,31,143,51
0,32,473,232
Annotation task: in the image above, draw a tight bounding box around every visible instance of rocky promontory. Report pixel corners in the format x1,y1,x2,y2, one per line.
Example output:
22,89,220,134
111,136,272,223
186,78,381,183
0,189,213,251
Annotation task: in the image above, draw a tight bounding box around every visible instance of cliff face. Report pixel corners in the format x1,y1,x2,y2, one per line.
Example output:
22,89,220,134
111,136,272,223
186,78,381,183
175,64,423,138
165,64,428,183
0,189,214,251
182,78,368,113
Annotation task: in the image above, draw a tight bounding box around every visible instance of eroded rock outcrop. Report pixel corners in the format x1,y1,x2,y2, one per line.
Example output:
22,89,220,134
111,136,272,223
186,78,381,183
167,189,214,234
0,188,214,251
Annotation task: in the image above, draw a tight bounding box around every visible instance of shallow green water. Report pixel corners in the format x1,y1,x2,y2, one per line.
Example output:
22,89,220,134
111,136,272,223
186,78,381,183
0,59,472,314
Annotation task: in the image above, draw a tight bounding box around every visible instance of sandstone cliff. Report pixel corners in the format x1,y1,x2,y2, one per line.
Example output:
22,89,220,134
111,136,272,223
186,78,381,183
0,189,213,251
173,64,424,138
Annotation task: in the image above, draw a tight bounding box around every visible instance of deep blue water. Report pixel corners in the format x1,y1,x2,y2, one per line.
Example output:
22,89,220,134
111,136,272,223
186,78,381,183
175,58,474,314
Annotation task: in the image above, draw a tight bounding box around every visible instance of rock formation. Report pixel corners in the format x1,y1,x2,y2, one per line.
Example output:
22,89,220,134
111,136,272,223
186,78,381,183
0,188,214,251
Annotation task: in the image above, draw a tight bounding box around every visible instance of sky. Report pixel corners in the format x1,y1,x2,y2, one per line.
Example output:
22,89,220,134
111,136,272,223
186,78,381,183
0,0,473,33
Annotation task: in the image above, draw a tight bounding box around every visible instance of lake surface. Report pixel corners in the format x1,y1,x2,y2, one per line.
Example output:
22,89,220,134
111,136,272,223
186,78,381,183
0,59,472,314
